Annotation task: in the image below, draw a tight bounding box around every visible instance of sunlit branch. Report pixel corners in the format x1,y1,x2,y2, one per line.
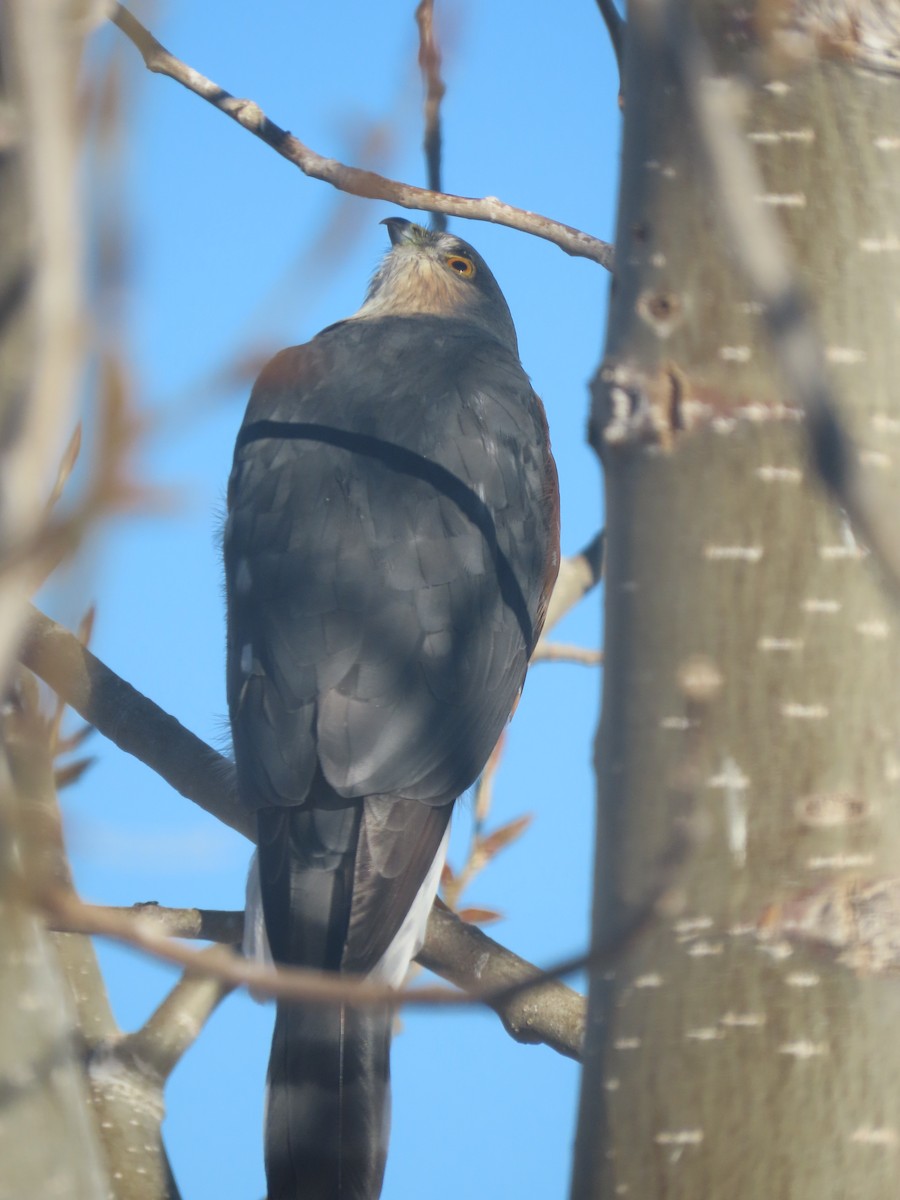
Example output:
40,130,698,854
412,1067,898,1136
63,902,245,944
531,641,603,666
117,949,231,1084
420,901,584,1059
110,5,613,269
543,530,604,633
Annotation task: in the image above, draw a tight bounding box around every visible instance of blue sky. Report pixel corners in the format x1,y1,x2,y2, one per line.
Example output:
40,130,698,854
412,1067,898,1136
55,3,619,1196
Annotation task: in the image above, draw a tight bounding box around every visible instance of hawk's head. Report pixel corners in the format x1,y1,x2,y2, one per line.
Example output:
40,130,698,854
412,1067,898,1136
355,217,518,353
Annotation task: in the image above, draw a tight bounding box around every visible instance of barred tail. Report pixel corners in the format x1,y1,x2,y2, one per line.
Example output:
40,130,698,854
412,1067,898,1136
264,998,392,1200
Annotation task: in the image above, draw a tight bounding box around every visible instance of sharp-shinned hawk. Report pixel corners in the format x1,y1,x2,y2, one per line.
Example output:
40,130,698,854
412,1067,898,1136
225,218,560,1199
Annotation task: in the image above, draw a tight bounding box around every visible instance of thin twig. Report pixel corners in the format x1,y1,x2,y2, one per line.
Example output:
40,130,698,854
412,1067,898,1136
52,901,246,944
415,0,447,232
109,4,613,269
444,534,605,911
452,737,500,902
0,361,148,591
531,641,603,666
654,1,900,601
46,763,698,1025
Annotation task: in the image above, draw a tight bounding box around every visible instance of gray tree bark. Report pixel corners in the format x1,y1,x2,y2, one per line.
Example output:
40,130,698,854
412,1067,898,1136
574,2,900,1197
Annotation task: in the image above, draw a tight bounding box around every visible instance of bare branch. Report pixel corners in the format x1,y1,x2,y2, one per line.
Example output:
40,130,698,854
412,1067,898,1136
20,605,252,839
531,641,603,666
415,0,447,232
87,665,685,1062
542,531,604,633
16,669,122,1047
419,901,585,1059
65,902,246,944
442,735,515,912
117,949,231,1085
109,5,613,269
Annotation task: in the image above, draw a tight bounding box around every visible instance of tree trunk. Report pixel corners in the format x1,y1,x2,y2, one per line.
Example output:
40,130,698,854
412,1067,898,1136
573,2,900,1197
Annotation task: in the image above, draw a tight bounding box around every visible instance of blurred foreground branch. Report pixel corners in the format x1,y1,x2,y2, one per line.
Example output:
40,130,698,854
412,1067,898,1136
0,1,86,688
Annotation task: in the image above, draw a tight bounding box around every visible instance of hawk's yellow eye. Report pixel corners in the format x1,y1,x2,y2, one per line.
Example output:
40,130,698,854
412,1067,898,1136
446,254,476,278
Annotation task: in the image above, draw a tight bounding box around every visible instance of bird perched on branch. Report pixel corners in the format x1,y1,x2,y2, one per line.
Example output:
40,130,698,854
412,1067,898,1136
225,217,559,1200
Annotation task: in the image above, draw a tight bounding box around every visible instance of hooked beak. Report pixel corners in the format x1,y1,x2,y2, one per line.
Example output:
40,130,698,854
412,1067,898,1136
381,217,423,247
